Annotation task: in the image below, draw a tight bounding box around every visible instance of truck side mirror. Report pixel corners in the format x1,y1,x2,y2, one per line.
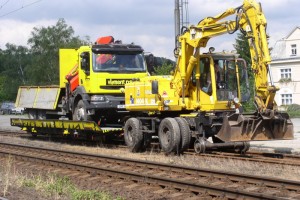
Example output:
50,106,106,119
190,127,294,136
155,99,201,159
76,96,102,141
152,80,158,94
80,52,90,75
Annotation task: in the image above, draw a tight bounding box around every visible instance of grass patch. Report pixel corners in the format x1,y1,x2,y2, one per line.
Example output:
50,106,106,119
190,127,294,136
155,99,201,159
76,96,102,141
286,104,300,118
0,157,123,200
18,174,121,200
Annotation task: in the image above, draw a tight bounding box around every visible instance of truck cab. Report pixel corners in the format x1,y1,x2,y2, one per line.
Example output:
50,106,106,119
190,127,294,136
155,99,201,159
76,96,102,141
68,43,147,124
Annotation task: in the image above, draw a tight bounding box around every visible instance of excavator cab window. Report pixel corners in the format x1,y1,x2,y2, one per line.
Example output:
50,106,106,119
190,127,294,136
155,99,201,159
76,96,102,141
199,57,212,95
198,56,241,100
216,59,238,101
236,59,250,102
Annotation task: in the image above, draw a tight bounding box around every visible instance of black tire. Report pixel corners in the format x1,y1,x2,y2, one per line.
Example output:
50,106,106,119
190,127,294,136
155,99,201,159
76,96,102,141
175,117,191,153
28,109,37,119
37,110,46,120
72,100,92,121
158,118,180,154
124,118,143,152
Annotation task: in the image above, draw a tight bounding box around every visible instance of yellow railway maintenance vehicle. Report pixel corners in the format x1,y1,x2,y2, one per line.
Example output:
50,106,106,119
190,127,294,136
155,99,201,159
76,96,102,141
11,36,148,137
123,0,294,153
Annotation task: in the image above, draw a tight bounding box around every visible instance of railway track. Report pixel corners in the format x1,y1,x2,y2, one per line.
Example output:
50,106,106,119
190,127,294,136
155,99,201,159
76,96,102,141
2,129,300,168
0,129,29,137
188,151,300,167
0,142,299,199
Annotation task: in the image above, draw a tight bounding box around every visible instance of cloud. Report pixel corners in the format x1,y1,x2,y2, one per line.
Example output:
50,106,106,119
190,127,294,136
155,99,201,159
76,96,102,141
0,0,299,59
0,19,57,48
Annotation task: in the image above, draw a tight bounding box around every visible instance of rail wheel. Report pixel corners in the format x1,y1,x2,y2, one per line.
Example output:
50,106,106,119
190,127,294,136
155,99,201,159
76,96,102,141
73,100,92,121
124,118,143,152
194,138,206,154
158,118,180,154
175,117,191,153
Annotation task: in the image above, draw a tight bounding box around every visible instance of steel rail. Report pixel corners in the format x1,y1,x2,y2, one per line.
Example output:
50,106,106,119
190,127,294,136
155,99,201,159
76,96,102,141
0,149,286,199
1,130,300,167
0,142,299,199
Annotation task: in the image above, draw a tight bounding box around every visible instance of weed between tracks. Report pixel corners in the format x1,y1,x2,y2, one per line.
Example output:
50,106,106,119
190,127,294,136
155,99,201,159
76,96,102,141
0,156,123,200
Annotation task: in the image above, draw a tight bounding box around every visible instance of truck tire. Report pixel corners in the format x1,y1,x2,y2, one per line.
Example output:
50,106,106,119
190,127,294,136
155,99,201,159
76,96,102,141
73,100,92,121
28,109,37,119
124,118,143,152
37,110,46,119
158,118,180,154
175,117,191,153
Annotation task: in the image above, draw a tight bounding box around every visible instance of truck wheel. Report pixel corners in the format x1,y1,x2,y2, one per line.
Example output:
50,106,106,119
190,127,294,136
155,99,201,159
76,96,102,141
28,109,37,119
73,100,92,121
37,110,46,119
158,118,180,154
124,118,143,152
175,117,191,153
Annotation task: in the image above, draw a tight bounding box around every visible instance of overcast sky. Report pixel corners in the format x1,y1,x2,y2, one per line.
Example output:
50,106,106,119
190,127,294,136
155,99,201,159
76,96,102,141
0,0,299,59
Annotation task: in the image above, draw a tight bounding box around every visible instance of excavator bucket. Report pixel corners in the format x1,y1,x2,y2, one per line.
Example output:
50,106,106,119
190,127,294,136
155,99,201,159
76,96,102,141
216,112,294,142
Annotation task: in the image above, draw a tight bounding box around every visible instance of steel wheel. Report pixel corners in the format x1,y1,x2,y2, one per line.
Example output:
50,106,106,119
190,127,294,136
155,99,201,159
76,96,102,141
124,118,143,152
194,138,206,154
158,118,180,154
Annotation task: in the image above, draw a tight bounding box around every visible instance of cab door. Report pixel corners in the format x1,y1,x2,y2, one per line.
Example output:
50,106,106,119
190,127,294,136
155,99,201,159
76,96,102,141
198,56,217,109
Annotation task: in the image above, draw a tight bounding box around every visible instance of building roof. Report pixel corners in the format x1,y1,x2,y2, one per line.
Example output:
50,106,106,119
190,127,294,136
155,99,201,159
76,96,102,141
286,26,300,39
271,26,300,60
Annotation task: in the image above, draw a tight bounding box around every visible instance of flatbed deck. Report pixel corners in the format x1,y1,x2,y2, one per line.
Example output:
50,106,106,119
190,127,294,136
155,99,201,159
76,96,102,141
10,118,123,134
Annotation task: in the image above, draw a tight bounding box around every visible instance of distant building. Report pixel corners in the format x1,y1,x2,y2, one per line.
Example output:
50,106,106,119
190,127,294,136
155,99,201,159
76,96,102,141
270,27,300,108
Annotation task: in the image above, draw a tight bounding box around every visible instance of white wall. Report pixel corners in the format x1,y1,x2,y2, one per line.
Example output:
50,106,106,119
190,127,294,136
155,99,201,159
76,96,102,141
271,62,300,106
270,27,300,107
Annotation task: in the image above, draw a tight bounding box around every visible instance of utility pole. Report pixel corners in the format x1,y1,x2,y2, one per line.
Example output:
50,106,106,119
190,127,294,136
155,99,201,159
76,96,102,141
174,0,189,54
174,0,180,49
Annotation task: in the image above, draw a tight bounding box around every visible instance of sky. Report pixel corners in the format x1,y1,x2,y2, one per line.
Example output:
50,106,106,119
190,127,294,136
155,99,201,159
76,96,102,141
0,0,299,60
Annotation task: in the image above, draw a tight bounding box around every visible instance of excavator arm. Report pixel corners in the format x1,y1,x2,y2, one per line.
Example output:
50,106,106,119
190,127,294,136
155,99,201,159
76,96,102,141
174,0,275,113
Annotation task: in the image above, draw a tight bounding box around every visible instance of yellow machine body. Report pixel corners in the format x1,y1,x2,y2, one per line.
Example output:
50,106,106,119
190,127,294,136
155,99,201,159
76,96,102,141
124,0,293,144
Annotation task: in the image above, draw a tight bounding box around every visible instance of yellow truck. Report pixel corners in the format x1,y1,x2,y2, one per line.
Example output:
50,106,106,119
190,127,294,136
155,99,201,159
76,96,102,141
15,36,148,127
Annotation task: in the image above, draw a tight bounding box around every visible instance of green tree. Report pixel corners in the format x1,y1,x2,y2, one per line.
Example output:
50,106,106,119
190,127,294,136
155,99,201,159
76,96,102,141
153,62,174,75
234,33,251,65
27,18,89,85
0,18,90,101
0,44,30,101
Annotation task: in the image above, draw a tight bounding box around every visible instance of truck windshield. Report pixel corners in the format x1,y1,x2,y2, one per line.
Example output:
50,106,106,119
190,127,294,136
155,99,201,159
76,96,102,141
92,53,146,72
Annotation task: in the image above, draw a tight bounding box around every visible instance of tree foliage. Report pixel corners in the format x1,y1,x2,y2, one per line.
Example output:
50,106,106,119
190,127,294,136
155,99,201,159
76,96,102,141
27,18,88,85
153,61,175,75
0,44,31,101
0,18,88,102
146,54,175,75
234,33,251,65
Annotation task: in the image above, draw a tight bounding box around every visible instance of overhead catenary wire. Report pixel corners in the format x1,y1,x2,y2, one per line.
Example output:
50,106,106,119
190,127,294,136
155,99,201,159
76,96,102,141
0,0,42,17
0,0,10,10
